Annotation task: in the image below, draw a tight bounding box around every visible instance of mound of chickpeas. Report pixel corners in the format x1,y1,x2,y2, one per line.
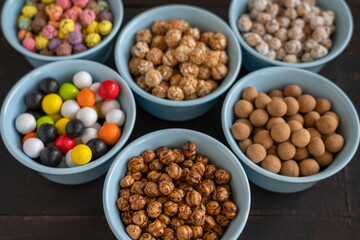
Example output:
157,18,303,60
117,141,238,240
231,85,344,177
238,0,335,63
128,19,229,101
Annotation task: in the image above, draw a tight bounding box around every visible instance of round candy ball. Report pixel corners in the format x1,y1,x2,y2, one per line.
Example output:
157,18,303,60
76,107,98,127
25,90,44,110
37,123,58,144
61,99,80,119
42,93,63,114
73,71,93,89
15,113,36,134
22,132,37,144
105,108,126,127
54,135,76,154
98,80,120,100
23,138,44,158
59,83,79,100
36,116,55,129
101,99,121,116
80,127,98,144
40,146,63,167
39,77,59,94
77,88,96,107
71,144,92,165
89,82,103,102
99,123,121,145
55,117,70,135
65,119,85,138
65,149,78,168
87,138,107,160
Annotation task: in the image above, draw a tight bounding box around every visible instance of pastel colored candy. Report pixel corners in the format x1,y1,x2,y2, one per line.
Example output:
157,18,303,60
86,21,99,34
56,0,71,10
99,11,113,22
22,37,36,51
35,34,49,50
60,19,75,34
98,20,112,36
48,38,62,52
73,43,87,53
68,31,83,45
56,43,72,55
62,9,79,22
48,5,63,21
80,9,96,24
19,18,32,31
42,24,58,39
73,0,89,8
97,0,109,13
22,5,38,18
85,33,101,47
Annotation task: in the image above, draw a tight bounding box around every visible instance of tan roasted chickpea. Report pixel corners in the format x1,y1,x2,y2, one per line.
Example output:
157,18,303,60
149,159,163,171
206,201,222,216
131,181,146,195
213,186,229,202
130,194,146,211
126,224,142,240
147,220,165,237
159,180,175,195
202,51,220,68
139,233,155,240
119,188,131,198
222,201,238,219
197,179,215,196
176,225,193,240
136,29,152,44
158,148,177,165
120,175,135,188
185,190,202,207
173,149,185,164
195,154,209,166
191,225,204,238
203,215,217,231
144,182,161,197
132,210,148,228
162,228,176,240
168,188,185,202
215,169,230,185
121,211,133,225
117,196,131,211
131,42,150,59
189,209,206,226
164,201,179,217
186,170,202,186
204,164,217,179
166,163,183,179
213,224,224,237
147,170,162,182
128,156,146,173
178,204,192,220
146,200,162,218
158,214,171,228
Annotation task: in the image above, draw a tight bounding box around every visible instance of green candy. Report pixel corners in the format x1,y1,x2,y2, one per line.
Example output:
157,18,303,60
97,1,109,13
58,83,79,100
26,0,37,6
36,116,55,129
19,18,32,31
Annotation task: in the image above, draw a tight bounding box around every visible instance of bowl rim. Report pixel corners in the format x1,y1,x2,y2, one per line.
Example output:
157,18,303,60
103,128,251,240
0,59,136,175
114,4,242,107
221,66,360,183
0,0,124,61
228,0,354,68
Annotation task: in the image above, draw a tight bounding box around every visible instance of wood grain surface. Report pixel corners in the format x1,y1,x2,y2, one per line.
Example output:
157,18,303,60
0,0,359,239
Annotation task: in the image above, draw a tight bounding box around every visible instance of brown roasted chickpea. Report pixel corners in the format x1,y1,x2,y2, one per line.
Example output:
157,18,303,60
130,181,146,195
203,231,218,240
157,195,169,205
120,175,135,188
164,201,179,217
147,170,162,182
213,186,229,202
197,179,215,196
130,194,146,211
191,162,206,176
147,220,165,237
195,154,209,166
177,225,193,240
126,224,142,240
149,159,163,171
117,196,131,211
146,200,162,218
206,201,222,216
170,216,185,230
159,148,177,165
214,169,230,185
159,180,175,195
183,159,194,168
168,188,185,203
158,214,171,228
166,163,183,179
139,233,155,240
162,228,176,240
186,170,202,186
128,156,146,173
144,182,161,197
215,214,230,227
159,173,172,183
222,201,238,219
204,164,217,179
173,149,186,164
203,215,216,232
178,204,192,220
213,224,224,237
121,210,133,225
189,209,206,226
182,141,197,159
132,210,148,228
185,190,202,206
119,188,131,198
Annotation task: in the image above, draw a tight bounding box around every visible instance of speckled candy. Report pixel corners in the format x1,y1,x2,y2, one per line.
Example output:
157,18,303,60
73,0,89,8
56,0,71,10
60,19,75,34
48,5,63,21
22,37,36,51
73,43,87,53
56,43,72,56
48,38,62,52
85,33,101,47
22,5,38,18
62,9,79,22
97,1,109,12
99,20,112,36
42,24,58,39
19,18,32,31
35,34,49,50
99,11,113,21
80,9,96,24
68,31,83,45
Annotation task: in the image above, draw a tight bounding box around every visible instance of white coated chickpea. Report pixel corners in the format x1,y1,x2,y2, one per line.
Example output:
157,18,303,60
265,19,280,33
297,3,312,17
301,52,314,62
257,13,272,24
275,28,288,42
252,23,266,36
312,27,329,42
238,14,253,32
256,41,269,55
311,44,328,59
285,40,302,55
304,38,318,52
268,37,282,50
244,33,262,46
310,16,325,30
276,48,287,60
284,8,298,20
287,26,304,40
283,54,298,63
284,0,300,9
266,50,276,59
248,0,268,12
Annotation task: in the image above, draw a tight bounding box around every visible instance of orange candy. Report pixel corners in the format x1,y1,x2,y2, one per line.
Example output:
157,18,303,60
22,132,38,144
77,89,96,107
99,123,121,145
48,5,63,21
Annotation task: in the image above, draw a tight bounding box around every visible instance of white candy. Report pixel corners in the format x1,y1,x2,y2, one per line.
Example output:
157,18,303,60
76,107,98,127
73,71,93,89
15,113,36,134
95,102,105,118
23,138,44,158
57,157,67,168
81,128,98,144
101,100,121,116
89,82,103,103
61,100,80,119
91,122,102,131
65,150,78,168
105,109,126,127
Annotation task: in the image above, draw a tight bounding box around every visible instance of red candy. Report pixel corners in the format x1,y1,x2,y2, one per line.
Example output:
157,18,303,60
98,80,120,100
54,135,76,154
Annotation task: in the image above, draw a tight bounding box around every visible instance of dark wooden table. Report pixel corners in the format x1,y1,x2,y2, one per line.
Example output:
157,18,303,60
0,0,359,239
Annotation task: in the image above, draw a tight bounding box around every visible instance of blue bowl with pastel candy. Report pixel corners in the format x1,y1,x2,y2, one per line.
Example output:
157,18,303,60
1,0,123,68
0,60,136,184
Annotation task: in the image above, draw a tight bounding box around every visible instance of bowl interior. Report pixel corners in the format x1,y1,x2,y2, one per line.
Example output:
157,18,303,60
0,60,136,175
103,129,251,240
1,0,123,61
115,4,241,106
222,67,359,182
229,0,353,67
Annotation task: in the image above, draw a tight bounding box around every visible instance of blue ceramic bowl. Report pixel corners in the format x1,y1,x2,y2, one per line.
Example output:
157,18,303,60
115,4,241,121
222,67,359,193
1,0,123,68
0,60,136,185
228,0,353,72
103,128,251,240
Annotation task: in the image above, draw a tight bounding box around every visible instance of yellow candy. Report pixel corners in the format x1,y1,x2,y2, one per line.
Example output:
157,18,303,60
99,20,112,36
42,93,63,115
58,30,68,39
85,33,101,48
48,113,62,122
60,19,75,35
55,118,70,135
18,15,26,24
22,5,38,18
42,0,54,4
86,21,99,34
45,3,55,14
35,34,49,50
71,144,92,165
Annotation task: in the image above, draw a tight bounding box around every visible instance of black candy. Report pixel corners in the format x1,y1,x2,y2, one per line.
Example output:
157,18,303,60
40,146,62,167
25,90,44,110
87,138,107,160
66,119,85,138
39,77,59,94
37,123,58,144
26,108,45,119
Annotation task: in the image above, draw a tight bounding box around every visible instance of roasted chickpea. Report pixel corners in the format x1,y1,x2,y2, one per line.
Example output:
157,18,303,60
189,209,206,226
131,181,146,195
164,201,179,217
130,194,146,210
149,159,163,171
212,186,229,202
159,180,175,195
132,210,148,228
162,228,176,240
121,210,133,225
128,156,146,173
197,179,215,196
215,169,231,185
117,196,131,211
185,190,202,207
222,201,238,219
173,149,186,164
177,225,193,240
147,220,165,237
146,200,162,218
126,224,142,240
166,163,183,179
168,188,185,203
120,175,135,188
178,204,192,220
186,170,202,186
144,182,161,197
